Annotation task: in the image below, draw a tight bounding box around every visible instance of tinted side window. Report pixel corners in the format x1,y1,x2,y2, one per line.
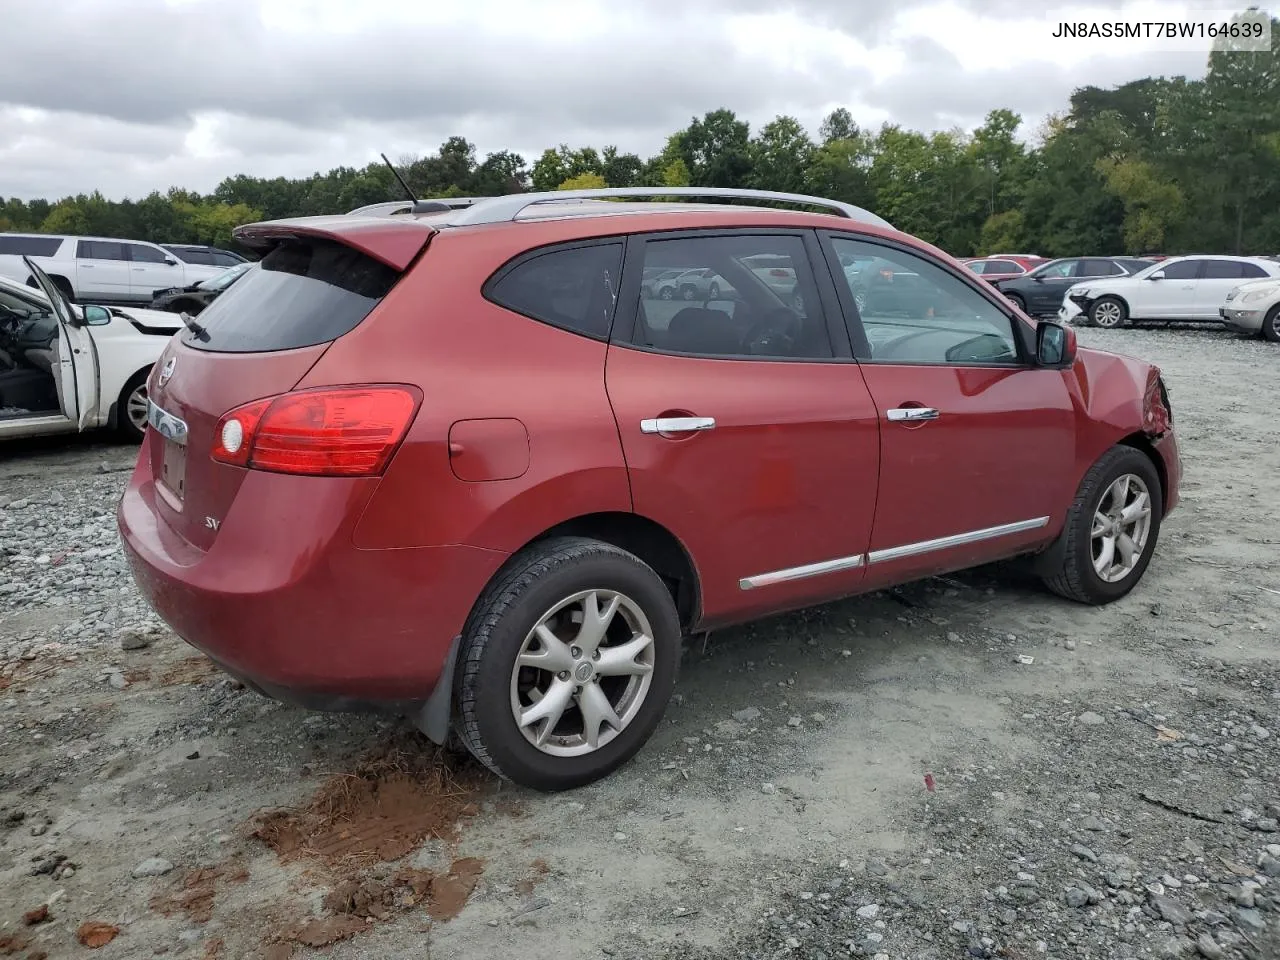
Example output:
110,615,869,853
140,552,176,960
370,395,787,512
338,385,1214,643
631,234,831,360
0,236,63,256
1161,260,1200,280
78,240,128,261
1201,260,1244,279
211,251,244,266
183,237,399,354
1239,262,1269,279
487,243,621,341
1081,258,1122,277
830,237,1020,365
128,244,169,264
984,260,1020,274
1037,260,1077,279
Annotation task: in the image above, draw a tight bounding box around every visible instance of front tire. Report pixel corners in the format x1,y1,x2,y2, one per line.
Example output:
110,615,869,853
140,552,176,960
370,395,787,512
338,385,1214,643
455,537,681,791
1089,296,1127,328
1005,293,1027,314
1040,446,1163,605
1262,304,1280,343
118,370,151,443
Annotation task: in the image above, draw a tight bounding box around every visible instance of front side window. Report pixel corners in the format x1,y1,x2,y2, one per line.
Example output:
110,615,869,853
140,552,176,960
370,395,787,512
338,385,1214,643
1036,260,1078,279
1160,259,1200,280
486,242,622,340
127,244,169,264
629,234,832,360
830,237,1021,365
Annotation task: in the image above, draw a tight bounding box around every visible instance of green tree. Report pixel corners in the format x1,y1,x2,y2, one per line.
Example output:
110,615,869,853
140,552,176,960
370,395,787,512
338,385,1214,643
557,172,608,191
749,115,814,193
680,109,752,187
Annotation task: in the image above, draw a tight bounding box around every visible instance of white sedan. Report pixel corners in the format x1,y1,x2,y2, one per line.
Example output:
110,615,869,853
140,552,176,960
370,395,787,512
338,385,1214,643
0,260,183,443
1058,254,1280,328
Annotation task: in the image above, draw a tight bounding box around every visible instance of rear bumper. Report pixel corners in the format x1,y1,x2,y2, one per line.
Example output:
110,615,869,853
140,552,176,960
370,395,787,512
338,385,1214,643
117,457,508,704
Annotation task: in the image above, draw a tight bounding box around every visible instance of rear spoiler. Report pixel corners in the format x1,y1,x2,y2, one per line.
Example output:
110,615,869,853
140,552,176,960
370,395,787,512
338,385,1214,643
232,215,435,271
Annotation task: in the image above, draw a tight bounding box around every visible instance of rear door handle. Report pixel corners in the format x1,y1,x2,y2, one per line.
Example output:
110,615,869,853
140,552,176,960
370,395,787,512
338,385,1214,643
640,416,716,434
886,407,939,422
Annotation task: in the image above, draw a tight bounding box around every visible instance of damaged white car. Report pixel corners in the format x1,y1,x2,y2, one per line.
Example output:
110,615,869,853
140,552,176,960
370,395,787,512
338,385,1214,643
0,258,183,443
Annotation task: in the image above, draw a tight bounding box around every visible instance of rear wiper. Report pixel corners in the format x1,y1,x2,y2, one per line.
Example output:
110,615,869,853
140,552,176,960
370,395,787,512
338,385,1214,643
180,311,209,341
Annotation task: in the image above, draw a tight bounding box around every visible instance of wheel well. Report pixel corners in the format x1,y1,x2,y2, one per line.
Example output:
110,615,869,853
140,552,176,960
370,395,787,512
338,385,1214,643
110,366,152,428
1093,293,1129,313
1119,432,1167,509
528,512,700,629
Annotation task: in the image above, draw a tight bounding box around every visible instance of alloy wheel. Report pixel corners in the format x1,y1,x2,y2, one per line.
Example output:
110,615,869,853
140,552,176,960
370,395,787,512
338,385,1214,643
1091,473,1153,583
126,383,149,433
1093,300,1123,328
509,589,656,757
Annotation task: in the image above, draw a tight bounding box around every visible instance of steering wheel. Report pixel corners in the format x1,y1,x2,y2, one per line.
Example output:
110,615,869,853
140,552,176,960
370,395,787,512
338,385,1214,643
740,307,802,357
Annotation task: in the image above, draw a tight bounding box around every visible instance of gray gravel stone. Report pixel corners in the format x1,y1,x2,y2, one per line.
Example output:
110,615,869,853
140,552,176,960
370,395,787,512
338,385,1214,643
1077,711,1107,726
1063,887,1089,908
1150,893,1192,926
855,904,880,920
132,857,174,878
732,707,761,723
1195,932,1223,959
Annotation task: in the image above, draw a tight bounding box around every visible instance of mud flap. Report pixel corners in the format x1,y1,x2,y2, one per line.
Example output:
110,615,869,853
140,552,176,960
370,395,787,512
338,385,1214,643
411,634,461,744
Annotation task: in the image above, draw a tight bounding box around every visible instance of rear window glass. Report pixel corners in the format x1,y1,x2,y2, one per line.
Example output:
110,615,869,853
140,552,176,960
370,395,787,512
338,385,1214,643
0,236,62,257
182,237,398,353
485,242,622,340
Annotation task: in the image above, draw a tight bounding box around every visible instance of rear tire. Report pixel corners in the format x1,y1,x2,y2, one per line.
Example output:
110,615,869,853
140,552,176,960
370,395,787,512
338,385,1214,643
117,370,150,443
1040,446,1163,605
1263,304,1280,343
1089,296,1127,328
455,537,681,791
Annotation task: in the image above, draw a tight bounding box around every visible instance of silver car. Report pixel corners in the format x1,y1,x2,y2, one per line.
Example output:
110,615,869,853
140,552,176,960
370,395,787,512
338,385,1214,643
1220,276,1280,341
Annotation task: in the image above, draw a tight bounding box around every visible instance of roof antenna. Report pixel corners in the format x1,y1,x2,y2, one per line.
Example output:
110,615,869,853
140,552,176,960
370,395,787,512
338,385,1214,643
380,153,452,215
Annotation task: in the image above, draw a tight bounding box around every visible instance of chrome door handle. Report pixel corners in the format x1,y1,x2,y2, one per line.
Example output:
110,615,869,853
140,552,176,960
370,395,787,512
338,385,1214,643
640,416,716,434
886,407,939,422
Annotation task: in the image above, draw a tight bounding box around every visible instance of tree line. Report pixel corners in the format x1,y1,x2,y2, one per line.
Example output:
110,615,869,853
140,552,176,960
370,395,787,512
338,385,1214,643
2,15,1277,259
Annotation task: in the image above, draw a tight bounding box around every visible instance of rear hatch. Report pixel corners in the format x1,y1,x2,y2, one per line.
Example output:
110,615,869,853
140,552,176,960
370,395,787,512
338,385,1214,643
144,218,432,550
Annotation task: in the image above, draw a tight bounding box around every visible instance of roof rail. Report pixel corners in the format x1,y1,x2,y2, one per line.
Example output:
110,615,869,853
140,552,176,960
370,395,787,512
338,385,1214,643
446,187,894,229
347,197,492,217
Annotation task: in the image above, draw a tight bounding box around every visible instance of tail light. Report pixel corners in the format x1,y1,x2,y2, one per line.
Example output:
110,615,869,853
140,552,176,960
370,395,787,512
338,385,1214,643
212,385,421,476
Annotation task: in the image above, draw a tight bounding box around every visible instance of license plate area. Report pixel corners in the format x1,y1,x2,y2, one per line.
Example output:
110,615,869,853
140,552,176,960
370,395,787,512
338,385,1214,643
148,399,189,502
161,441,187,500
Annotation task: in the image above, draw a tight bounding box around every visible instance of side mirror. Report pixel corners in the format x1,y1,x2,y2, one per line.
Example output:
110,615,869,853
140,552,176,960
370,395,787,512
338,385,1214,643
1149,270,1164,281
82,305,112,326
1031,275,1044,282
164,257,178,266
1036,320,1076,368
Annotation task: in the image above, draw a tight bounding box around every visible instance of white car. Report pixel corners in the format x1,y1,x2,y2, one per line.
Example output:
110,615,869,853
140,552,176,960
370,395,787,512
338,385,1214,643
1058,254,1280,328
0,260,181,443
1220,276,1280,342
0,233,225,305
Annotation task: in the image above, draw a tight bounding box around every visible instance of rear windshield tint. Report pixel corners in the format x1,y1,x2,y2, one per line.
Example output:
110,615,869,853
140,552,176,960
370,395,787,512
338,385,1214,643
181,237,398,353
0,236,62,256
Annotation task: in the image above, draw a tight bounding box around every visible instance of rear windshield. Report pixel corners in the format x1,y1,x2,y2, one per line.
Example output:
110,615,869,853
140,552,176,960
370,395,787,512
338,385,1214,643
0,236,63,256
181,237,399,353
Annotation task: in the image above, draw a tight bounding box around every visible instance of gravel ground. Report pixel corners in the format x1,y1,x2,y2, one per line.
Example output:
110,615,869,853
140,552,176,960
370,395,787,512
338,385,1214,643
1,325,1277,960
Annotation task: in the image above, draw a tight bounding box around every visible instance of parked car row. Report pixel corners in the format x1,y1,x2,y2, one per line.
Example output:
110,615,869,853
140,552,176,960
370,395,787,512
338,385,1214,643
1054,255,1280,340
113,186,1180,792
0,232,247,305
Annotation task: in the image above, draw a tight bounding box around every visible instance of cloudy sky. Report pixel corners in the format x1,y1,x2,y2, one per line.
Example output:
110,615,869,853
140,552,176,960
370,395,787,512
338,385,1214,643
0,0,1258,201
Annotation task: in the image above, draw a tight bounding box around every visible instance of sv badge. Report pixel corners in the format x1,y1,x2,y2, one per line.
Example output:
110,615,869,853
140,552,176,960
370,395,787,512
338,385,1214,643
204,516,221,531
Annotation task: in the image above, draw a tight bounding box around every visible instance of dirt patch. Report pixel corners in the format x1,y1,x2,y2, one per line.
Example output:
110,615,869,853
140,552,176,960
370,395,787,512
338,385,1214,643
250,739,488,867
75,921,119,948
514,857,551,896
0,935,29,956
158,656,219,686
150,860,249,924
289,915,369,948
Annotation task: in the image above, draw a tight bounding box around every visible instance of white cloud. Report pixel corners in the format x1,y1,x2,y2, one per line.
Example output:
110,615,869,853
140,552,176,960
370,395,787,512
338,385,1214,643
0,0,1250,201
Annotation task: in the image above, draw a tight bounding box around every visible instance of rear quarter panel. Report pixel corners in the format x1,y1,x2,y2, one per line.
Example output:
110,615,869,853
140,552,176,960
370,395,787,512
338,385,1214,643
298,226,633,553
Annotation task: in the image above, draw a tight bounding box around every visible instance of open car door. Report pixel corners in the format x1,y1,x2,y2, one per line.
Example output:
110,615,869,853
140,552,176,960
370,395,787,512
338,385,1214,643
23,256,99,430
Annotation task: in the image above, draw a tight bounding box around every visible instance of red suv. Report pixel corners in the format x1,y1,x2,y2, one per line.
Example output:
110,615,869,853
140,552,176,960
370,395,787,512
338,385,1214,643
118,188,1181,791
